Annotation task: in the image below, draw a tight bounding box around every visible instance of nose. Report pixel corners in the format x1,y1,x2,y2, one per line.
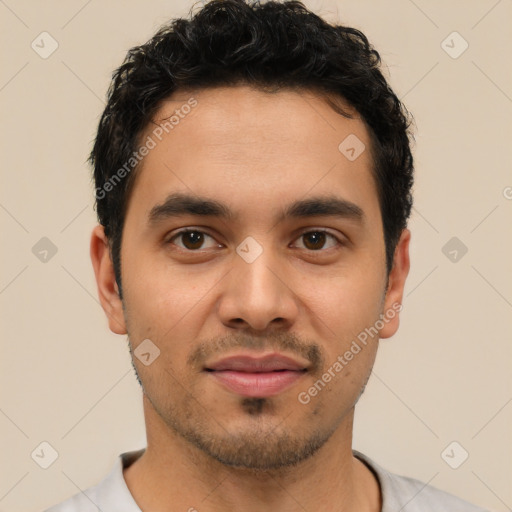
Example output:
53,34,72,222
216,247,300,332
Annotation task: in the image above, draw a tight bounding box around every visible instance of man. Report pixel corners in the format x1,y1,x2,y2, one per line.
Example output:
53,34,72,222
46,0,488,510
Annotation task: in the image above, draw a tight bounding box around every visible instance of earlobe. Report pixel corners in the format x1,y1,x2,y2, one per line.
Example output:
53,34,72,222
380,228,411,339
90,225,127,335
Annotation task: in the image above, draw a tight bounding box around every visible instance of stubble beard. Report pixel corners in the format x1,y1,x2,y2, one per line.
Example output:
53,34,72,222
144,390,345,472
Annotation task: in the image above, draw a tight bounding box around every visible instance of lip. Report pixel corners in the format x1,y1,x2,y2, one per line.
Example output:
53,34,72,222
204,353,308,398
206,353,308,372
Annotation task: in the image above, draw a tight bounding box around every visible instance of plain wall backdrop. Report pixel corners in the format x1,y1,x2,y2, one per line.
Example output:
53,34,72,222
1,1,511,511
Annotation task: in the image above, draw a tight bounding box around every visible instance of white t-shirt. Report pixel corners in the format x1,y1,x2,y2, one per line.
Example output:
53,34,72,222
44,449,489,511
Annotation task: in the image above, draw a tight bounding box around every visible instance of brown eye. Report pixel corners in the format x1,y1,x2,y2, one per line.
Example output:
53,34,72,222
294,231,339,251
169,230,219,251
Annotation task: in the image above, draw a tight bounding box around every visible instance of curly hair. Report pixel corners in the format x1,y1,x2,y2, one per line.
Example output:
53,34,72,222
90,0,414,298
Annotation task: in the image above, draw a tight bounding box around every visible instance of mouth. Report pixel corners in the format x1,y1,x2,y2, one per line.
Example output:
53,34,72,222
204,353,308,398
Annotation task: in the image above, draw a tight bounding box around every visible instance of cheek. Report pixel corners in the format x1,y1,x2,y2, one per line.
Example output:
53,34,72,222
302,273,383,369
295,343,378,419
304,268,384,326
123,250,221,324
121,260,226,378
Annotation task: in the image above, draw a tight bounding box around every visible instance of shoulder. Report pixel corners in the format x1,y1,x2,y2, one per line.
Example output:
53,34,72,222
354,451,490,512
43,450,144,512
44,491,98,512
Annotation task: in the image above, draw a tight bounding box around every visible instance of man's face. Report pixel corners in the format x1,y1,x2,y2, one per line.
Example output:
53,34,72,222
98,86,408,470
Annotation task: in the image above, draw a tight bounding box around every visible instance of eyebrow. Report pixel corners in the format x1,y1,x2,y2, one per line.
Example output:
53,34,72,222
147,192,364,226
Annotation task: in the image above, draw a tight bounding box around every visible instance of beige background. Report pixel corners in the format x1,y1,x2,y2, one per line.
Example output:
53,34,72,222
1,1,511,511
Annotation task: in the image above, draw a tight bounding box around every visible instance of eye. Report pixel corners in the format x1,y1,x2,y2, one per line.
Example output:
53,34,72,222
167,228,343,252
168,229,222,251
292,230,341,251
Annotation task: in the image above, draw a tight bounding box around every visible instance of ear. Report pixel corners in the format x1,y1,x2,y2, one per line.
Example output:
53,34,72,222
90,225,127,335
379,228,411,339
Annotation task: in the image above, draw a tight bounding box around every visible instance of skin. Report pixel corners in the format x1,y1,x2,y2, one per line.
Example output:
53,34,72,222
91,85,410,512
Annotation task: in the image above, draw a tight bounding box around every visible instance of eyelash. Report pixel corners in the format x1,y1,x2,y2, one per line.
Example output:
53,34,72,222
166,228,344,252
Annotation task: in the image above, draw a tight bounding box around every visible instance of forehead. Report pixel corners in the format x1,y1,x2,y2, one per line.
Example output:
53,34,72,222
126,85,380,228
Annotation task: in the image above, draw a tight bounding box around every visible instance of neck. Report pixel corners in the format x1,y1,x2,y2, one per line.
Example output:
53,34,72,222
123,395,381,512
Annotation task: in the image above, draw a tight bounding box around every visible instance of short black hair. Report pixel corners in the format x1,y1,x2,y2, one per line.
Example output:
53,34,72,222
90,0,414,299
